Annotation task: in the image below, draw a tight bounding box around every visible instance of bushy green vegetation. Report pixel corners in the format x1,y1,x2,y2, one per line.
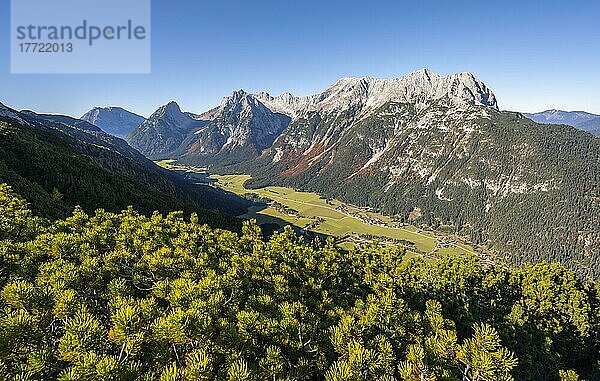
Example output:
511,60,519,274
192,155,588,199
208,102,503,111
0,184,598,380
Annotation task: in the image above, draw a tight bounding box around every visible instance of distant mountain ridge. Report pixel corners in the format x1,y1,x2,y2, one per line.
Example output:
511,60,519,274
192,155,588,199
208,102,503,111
128,69,498,165
524,109,600,136
576,117,600,135
0,102,247,227
254,68,498,116
81,106,145,138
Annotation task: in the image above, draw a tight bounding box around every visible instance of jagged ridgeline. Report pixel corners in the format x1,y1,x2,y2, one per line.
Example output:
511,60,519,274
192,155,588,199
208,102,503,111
0,184,598,380
126,69,600,279
0,103,248,229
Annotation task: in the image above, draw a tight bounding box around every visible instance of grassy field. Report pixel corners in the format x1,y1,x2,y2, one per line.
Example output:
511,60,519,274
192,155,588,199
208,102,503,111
212,174,479,257
155,159,178,169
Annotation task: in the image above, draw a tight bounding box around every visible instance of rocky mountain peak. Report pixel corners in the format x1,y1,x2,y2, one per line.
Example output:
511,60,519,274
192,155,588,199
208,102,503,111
163,101,182,114
172,89,292,165
143,101,192,129
444,71,498,109
140,101,179,120
81,106,145,138
411,67,439,80
314,69,498,113
252,69,498,118
222,90,250,106
126,101,205,158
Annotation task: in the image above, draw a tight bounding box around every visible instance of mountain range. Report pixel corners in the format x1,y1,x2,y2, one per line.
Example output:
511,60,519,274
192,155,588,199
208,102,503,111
524,109,600,136
0,102,247,228
125,69,498,163
116,69,599,279
2,69,598,278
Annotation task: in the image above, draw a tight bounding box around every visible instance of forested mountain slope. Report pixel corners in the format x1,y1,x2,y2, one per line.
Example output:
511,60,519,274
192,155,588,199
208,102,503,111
142,69,595,280
237,102,600,279
0,103,247,228
0,184,598,380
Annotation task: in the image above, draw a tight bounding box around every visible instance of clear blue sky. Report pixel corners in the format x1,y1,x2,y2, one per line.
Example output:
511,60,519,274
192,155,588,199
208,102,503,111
1,0,599,117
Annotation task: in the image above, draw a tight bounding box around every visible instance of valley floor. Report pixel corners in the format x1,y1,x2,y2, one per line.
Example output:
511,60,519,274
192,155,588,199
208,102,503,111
211,173,483,260
156,160,484,259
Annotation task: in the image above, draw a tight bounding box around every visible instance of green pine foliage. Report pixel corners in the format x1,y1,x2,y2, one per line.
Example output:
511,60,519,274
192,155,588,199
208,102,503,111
0,184,598,380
